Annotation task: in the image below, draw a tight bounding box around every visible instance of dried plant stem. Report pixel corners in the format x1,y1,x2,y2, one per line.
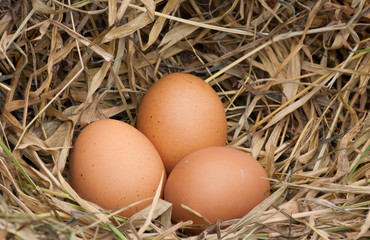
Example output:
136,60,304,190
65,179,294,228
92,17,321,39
0,83,11,92
2,1,368,239
128,3,257,36
205,41,272,84
5,8,36,50
14,68,83,150
233,51,367,144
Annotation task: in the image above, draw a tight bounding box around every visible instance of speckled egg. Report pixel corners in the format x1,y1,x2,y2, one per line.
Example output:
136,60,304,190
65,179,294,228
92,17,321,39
164,146,270,227
69,119,166,217
136,73,227,174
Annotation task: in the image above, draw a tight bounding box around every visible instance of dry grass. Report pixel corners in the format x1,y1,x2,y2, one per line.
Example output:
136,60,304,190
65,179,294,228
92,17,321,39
0,0,369,239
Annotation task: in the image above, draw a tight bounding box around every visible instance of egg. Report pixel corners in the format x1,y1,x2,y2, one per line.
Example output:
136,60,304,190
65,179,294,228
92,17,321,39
136,73,227,174
69,119,166,217
164,146,270,228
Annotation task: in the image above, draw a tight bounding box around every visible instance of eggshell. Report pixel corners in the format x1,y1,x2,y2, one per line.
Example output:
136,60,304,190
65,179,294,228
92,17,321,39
164,146,270,226
136,73,227,174
69,119,166,217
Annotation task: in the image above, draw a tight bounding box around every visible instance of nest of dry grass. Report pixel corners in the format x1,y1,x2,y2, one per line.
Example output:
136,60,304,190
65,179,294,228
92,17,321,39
1,0,369,239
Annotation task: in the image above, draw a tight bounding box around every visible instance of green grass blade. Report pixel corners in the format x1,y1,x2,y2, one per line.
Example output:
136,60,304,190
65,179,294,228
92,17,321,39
108,224,128,240
339,144,370,190
0,138,37,189
350,48,370,53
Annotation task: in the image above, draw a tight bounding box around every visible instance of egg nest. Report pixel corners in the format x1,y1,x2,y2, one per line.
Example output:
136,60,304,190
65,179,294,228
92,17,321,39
1,0,369,239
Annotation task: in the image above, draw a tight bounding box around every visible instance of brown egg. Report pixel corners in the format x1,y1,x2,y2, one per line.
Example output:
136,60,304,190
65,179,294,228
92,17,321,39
69,119,166,217
164,146,270,227
136,73,227,174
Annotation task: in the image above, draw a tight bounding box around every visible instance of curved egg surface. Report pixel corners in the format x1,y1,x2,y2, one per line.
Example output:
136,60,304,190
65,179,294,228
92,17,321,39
136,73,227,174
164,146,270,226
69,119,166,217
